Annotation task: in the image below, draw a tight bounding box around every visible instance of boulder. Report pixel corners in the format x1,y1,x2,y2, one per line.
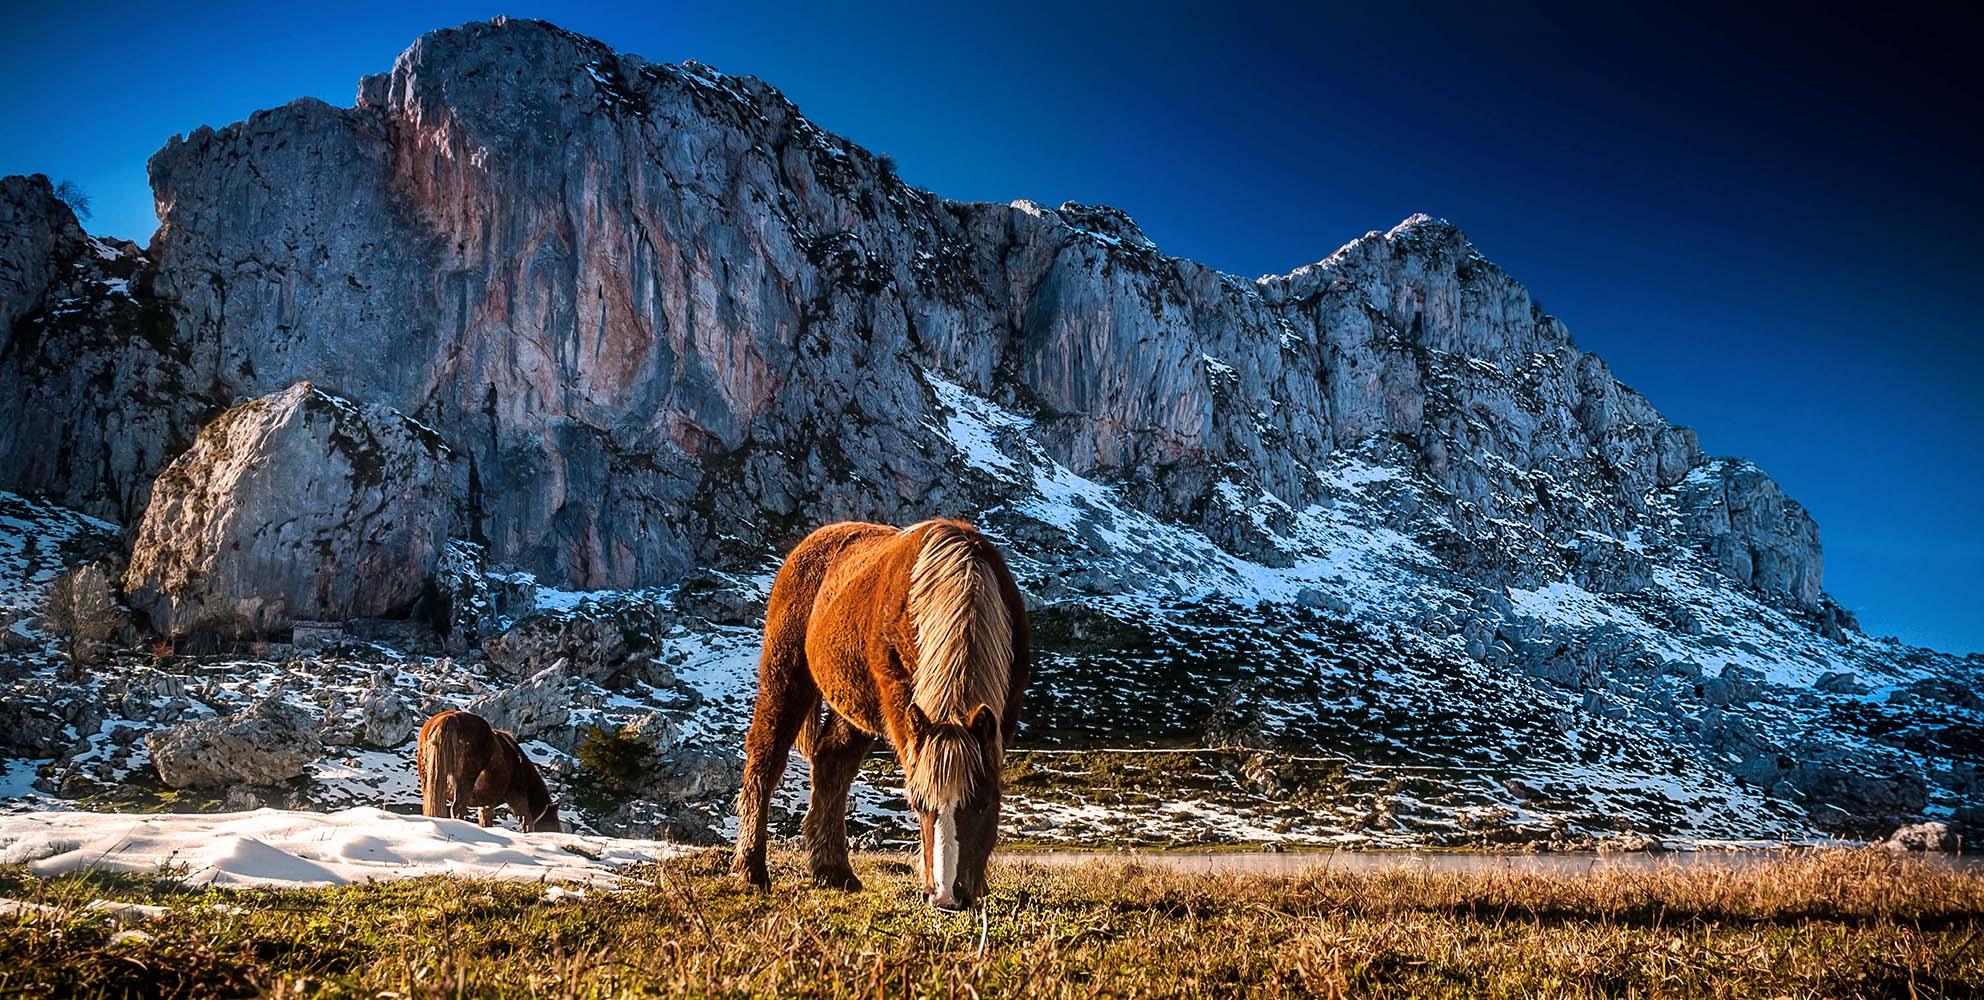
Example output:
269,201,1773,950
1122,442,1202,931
1703,664,1764,706
464,662,571,741
356,679,421,748
430,539,538,650
1883,821,1959,852
147,698,323,788
123,382,451,638
1814,671,1870,696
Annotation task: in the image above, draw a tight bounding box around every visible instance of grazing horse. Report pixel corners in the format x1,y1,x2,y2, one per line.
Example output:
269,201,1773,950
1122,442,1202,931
416,709,562,833
732,519,1030,911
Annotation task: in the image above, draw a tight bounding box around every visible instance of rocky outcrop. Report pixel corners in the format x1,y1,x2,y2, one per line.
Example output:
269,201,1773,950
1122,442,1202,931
122,382,451,638
1675,460,1823,608
146,698,323,788
0,178,214,525
482,598,675,688
430,540,538,650
0,175,84,349
70,16,1778,613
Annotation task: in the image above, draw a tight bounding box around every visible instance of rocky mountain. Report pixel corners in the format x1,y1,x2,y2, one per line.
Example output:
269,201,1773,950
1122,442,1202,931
0,18,1975,847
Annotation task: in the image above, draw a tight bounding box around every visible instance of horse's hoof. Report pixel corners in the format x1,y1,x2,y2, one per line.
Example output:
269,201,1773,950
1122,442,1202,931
813,869,863,892
731,859,770,890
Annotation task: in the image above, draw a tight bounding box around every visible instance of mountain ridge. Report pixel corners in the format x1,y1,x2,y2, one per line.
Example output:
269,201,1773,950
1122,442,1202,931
0,17,1973,845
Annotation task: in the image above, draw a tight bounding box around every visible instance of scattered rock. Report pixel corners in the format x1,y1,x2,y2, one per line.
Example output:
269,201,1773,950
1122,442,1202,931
430,540,538,650
1703,664,1764,706
483,600,674,688
671,574,765,626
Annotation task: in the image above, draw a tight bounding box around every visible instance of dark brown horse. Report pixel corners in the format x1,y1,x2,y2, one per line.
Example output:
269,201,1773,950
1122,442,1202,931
416,709,562,833
732,519,1030,911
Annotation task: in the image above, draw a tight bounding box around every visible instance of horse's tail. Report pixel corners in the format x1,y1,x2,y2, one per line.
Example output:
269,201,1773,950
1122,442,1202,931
420,714,467,819
417,720,445,817
794,692,827,759
906,521,1013,726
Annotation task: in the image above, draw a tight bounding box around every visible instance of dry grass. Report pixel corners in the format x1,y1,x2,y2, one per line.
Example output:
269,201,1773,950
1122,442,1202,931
0,848,1978,998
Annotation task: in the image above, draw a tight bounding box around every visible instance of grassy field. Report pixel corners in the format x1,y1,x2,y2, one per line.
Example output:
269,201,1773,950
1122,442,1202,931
1,849,1979,998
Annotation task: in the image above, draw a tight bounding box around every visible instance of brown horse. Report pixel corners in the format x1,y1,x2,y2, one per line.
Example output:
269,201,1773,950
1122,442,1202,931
416,709,562,833
732,519,1030,911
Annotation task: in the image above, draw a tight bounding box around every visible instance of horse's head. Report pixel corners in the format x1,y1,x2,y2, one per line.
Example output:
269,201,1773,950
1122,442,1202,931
903,702,1002,912
528,800,563,834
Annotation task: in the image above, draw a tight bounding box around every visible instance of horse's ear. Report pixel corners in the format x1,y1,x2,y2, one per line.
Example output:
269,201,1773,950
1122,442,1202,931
967,703,997,743
906,702,933,737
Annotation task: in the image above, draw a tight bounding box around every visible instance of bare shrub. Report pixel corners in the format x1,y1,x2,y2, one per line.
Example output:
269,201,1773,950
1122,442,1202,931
41,562,122,663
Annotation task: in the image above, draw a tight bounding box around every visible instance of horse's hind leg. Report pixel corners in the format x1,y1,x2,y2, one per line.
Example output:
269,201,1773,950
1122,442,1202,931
450,777,472,822
731,614,817,889
803,710,874,890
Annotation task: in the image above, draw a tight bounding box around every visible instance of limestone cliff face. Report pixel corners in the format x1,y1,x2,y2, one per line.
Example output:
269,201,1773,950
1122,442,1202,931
12,16,1820,614
0,177,215,526
0,175,85,351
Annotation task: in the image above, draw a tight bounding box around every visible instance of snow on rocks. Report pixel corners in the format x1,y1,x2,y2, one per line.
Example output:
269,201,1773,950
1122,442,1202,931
0,807,688,887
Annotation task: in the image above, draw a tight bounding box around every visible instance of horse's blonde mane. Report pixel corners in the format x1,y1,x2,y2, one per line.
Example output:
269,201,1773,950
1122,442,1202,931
906,522,1012,727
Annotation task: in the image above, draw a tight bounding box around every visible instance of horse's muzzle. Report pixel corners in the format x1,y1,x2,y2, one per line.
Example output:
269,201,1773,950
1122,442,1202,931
929,889,973,912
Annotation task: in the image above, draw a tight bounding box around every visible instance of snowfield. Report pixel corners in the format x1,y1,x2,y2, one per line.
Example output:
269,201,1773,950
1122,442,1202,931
0,807,687,888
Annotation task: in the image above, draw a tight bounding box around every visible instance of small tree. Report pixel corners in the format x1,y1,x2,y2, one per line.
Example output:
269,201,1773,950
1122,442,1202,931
42,562,122,664
575,723,652,799
52,179,92,221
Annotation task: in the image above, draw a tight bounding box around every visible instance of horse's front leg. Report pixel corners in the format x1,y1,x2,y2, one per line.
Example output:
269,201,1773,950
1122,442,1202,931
732,644,816,890
478,805,494,828
803,711,874,890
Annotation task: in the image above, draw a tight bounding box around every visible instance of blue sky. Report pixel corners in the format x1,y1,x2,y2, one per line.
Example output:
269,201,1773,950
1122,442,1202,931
3,2,1979,651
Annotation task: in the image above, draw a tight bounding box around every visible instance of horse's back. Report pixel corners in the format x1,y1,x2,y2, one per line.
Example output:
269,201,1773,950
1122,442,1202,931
422,709,493,746
769,522,902,625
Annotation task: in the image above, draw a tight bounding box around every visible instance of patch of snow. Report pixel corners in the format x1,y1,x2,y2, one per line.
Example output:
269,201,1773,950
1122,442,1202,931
0,807,688,888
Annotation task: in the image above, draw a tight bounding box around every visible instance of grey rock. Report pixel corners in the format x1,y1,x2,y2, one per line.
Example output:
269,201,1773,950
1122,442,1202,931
430,540,538,650
0,174,84,351
146,698,323,788
463,662,570,741
671,573,766,626
122,382,451,638
1675,460,1823,609
621,711,682,760
1814,671,1870,695
5,18,1835,629
483,598,674,688
1883,821,1958,852
356,679,420,748
0,179,214,525
1703,664,1764,706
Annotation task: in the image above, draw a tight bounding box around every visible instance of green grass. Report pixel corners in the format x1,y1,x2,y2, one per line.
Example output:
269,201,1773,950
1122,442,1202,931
0,849,1978,997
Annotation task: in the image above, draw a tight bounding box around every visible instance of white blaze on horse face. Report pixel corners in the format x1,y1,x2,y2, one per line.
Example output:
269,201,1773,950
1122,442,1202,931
931,806,960,900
